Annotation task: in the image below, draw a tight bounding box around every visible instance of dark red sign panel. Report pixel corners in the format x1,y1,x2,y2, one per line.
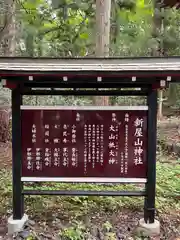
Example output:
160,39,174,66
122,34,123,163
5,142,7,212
21,106,148,180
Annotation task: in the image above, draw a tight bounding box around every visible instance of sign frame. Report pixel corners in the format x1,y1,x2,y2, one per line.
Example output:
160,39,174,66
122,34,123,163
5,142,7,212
11,87,157,225
1,58,158,226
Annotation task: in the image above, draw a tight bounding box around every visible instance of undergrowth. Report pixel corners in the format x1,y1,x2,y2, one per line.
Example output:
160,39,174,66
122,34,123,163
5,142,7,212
0,158,179,239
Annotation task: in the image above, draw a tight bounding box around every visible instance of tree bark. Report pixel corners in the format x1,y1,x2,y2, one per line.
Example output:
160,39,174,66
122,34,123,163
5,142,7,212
95,0,111,57
168,83,177,106
158,90,163,120
93,0,111,106
152,1,164,119
0,0,16,56
0,0,16,142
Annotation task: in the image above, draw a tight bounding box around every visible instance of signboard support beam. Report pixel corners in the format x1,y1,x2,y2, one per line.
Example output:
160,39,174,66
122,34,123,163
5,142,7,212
22,190,145,196
144,87,157,224
12,86,24,220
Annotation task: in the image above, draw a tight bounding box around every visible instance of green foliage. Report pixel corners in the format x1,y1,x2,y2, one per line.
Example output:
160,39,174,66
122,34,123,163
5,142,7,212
0,157,179,238
1,0,180,109
16,0,95,57
2,0,180,60
116,0,136,10
14,0,157,58
23,95,92,106
163,8,180,55
110,0,153,56
102,221,113,232
156,162,180,211
1,158,179,216
26,236,36,240
59,221,86,240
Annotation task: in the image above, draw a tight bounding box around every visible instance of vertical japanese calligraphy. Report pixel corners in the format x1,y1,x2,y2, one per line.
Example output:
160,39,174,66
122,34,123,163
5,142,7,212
26,148,32,170
108,113,118,165
100,125,104,165
21,106,148,179
32,124,36,143
84,124,88,173
134,118,144,165
124,113,129,174
96,125,100,163
35,148,42,170
88,124,92,163
44,148,51,166
53,148,60,167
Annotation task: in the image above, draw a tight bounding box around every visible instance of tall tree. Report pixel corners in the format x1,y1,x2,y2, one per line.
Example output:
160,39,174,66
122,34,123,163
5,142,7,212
93,0,111,106
152,0,164,119
0,0,16,142
0,0,16,56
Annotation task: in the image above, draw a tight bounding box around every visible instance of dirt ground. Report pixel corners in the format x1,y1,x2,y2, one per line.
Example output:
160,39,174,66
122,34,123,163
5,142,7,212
0,139,179,240
1,210,180,240
158,118,180,144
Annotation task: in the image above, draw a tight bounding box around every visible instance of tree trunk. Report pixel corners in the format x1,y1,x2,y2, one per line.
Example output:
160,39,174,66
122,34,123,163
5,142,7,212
158,90,163,120
95,0,111,57
0,0,16,56
111,0,119,46
168,83,177,106
93,0,111,106
152,1,164,119
0,0,16,142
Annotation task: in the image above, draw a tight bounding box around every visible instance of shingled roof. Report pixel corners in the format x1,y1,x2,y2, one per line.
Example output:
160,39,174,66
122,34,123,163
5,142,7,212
0,57,180,73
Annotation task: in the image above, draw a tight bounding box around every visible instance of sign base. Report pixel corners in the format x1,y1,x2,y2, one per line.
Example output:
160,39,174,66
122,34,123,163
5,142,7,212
135,218,160,237
8,214,28,235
